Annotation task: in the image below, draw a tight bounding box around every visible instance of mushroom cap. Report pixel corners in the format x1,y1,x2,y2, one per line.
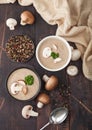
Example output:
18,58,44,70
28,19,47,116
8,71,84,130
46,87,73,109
7,0,16,3
37,93,50,104
67,65,78,76
10,82,19,95
18,0,33,6
45,75,58,91
22,105,33,119
20,11,35,25
71,49,81,61
6,18,17,25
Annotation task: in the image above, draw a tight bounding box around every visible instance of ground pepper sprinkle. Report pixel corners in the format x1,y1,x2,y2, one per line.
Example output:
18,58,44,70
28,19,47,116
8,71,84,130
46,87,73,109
6,35,34,62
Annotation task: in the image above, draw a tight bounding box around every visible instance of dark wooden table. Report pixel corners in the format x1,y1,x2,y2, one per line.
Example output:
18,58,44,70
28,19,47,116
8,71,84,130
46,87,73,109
0,2,92,130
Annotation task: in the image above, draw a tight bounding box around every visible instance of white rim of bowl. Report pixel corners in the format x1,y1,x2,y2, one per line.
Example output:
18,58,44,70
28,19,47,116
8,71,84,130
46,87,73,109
36,36,71,71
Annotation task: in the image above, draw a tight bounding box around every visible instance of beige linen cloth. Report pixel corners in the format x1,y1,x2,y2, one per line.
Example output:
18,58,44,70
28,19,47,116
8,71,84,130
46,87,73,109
32,0,92,80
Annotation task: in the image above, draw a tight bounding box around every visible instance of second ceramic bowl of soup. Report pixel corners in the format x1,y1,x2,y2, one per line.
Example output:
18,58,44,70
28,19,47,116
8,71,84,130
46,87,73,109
7,67,41,101
36,36,71,71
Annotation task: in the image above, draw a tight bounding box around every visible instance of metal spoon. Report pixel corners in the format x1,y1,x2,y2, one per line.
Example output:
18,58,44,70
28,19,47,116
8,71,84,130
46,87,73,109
40,107,68,130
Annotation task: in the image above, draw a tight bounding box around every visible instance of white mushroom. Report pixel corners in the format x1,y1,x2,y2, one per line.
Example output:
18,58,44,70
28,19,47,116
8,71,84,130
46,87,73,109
22,105,38,119
10,81,23,95
67,65,78,76
54,57,61,63
53,44,57,50
10,80,28,95
18,0,33,6
70,46,74,52
42,47,52,58
7,0,16,3
6,18,17,30
18,80,25,86
0,0,16,4
71,49,81,61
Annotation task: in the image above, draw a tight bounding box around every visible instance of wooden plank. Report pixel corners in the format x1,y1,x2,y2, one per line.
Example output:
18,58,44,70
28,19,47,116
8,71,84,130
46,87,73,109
0,2,92,130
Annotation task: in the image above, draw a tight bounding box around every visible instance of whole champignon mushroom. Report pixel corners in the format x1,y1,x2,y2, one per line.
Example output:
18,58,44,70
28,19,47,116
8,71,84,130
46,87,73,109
20,11,35,25
37,93,50,108
18,0,33,6
22,105,38,119
7,0,16,3
42,75,58,91
67,65,78,76
71,49,81,61
0,0,16,4
6,18,17,30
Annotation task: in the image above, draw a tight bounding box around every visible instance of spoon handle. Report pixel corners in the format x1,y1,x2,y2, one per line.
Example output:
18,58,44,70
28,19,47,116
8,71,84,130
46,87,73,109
40,122,50,130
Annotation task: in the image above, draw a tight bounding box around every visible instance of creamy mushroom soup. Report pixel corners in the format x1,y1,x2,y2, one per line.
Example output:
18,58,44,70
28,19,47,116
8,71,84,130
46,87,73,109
36,36,71,71
7,68,40,101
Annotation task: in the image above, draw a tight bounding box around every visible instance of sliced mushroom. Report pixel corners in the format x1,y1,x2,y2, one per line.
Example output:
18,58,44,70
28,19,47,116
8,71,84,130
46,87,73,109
22,86,28,95
22,105,38,119
54,57,61,63
10,80,28,95
42,47,52,58
37,93,50,108
18,80,25,86
10,81,23,95
42,75,58,91
53,44,57,50
6,18,17,30
67,65,78,76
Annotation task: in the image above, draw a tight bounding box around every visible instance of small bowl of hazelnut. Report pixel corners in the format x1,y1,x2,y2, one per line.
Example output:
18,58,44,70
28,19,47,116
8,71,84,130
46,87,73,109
5,35,35,62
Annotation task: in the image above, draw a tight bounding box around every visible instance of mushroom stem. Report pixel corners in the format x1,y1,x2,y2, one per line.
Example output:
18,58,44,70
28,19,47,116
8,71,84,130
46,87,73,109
9,24,15,30
20,21,26,26
29,110,38,117
42,75,49,82
37,102,44,108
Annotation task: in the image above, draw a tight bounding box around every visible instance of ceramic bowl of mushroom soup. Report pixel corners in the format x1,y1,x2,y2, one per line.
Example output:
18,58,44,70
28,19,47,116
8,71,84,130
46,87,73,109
36,36,71,71
6,67,41,101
